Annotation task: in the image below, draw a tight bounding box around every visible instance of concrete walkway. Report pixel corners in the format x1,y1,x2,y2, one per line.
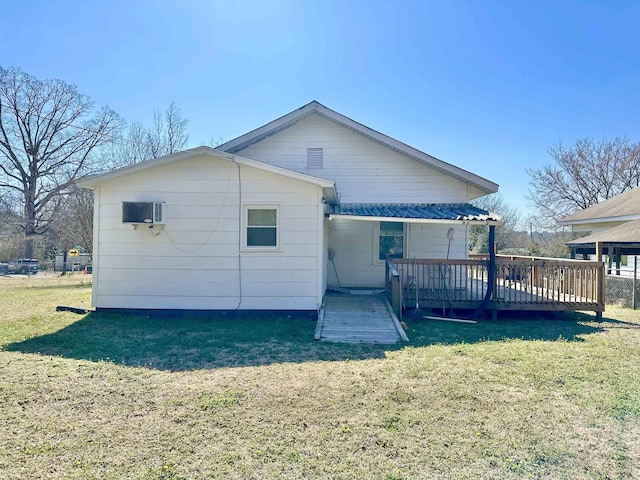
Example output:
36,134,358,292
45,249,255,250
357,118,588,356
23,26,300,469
315,293,409,344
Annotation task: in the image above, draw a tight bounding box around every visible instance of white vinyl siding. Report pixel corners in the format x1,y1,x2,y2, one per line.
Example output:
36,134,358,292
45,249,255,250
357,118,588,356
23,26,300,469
327,218,381,287
236,113,474,204
407,224,467,260
91,154,323,310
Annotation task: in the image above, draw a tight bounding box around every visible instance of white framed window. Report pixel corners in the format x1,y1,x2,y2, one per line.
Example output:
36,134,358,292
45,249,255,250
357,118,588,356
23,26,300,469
375,221,405,262
243,205,280,249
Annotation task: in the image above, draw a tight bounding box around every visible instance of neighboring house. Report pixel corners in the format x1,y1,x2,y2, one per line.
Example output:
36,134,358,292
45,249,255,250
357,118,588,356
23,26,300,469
560,186,640,274
559,186,640,234
78,101,499,311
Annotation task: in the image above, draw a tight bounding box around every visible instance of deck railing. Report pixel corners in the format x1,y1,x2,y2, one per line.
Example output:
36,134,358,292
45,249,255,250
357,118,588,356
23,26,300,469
387,255,605,320
385,257,403,319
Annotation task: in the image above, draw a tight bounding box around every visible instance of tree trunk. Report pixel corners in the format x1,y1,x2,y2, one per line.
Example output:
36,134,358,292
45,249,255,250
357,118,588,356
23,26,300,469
23,176,38,258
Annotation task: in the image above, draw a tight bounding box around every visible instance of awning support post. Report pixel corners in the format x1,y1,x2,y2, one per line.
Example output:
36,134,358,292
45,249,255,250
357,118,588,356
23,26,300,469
488,225,497,320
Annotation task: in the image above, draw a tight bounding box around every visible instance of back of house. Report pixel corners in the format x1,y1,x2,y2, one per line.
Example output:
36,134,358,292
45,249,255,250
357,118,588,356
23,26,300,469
79,101,498,311
217,101,498,289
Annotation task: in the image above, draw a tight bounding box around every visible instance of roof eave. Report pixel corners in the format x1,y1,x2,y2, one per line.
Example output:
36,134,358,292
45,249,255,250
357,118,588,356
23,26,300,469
77,146,214,188
559,214,640,226
76,146,337,193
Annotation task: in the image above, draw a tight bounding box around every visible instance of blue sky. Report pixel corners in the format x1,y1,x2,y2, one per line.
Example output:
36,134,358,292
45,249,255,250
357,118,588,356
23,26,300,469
2,0,639,219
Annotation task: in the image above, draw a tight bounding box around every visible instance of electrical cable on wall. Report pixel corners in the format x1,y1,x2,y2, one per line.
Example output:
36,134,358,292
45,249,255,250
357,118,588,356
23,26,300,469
162,156,243,309
162,161,234,253
233,158,242,310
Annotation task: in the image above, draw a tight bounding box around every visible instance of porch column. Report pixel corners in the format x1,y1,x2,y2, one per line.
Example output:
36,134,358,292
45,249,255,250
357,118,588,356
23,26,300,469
488,225,497,320
596,241,604,321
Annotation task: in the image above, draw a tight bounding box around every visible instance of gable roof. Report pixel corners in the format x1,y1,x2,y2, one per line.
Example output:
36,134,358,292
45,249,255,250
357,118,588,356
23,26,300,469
330,203,501,225
216,101,498,195
77,146,338,203
559,186,640,226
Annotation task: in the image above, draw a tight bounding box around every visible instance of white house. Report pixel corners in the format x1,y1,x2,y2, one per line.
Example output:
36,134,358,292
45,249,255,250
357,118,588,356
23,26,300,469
78,101,499,311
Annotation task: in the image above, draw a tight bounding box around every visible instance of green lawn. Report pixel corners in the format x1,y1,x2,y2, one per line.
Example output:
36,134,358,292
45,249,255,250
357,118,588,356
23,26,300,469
0,274,638,479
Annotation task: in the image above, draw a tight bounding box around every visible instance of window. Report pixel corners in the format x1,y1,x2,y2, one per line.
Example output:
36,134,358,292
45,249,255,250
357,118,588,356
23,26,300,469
378,221,404,261
245,206,278,248
306,148,323,169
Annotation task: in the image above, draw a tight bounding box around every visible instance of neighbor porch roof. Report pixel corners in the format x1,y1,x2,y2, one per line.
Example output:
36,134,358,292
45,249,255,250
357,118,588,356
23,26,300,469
566,218,640,248
329,203,501,225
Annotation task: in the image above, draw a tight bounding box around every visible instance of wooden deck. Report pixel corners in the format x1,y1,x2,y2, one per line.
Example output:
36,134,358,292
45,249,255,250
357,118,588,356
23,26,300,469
386,256,606,320
402,277,600,311
315,294,409,344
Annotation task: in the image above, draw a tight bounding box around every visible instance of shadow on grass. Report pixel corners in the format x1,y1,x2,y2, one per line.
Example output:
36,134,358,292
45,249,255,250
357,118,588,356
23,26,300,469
4,309,608,371
404,310,608,346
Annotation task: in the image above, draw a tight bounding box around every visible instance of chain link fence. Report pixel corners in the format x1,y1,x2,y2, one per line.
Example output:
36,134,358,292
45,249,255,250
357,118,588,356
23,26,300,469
605,269,640,308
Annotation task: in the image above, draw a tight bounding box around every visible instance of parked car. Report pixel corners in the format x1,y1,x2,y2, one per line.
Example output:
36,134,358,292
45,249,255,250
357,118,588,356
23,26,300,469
6,258,39,275
0,263,7,275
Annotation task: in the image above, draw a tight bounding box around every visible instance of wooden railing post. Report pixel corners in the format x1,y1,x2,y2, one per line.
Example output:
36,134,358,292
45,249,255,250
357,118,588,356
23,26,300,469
386,258,403,320
385,256,390,298
391,274,402,321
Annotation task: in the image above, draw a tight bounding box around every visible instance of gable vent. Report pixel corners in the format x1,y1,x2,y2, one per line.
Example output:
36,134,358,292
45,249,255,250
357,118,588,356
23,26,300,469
307,148,323,169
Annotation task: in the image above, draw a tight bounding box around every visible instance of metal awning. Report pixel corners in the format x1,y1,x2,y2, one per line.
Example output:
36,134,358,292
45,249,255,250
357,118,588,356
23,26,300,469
329,203,501,225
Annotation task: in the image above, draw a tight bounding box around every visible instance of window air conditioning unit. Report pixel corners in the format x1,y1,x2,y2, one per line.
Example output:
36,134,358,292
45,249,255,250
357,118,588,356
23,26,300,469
122,202,166,225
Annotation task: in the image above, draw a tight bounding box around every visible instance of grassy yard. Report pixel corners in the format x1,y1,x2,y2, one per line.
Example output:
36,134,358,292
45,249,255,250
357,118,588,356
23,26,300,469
0,275,638,479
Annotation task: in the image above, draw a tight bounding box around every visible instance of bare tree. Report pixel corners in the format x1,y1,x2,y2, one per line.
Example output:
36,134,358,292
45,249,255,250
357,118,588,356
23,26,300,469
164,102,189,155
103,121,149,169
0,67,123,257
106,102,188,169
72,103,190,257
528,137,640,227
147,102,188,158
49,185,95,254
469,193,521,253
209,136,225,148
